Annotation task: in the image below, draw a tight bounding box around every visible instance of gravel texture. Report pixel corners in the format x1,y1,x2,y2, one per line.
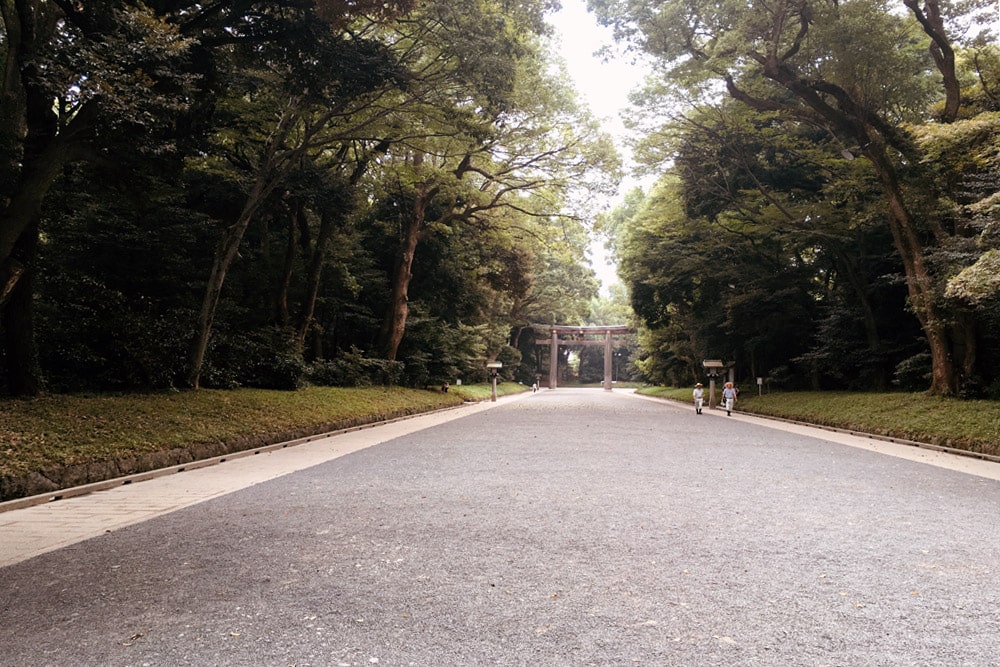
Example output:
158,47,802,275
2,389,998,666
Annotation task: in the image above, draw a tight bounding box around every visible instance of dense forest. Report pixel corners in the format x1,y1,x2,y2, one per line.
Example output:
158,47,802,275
596,0,1000,397
4,1,999,400
0,0,625,397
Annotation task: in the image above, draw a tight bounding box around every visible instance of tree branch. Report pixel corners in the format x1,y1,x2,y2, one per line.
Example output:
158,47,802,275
903,0,960,121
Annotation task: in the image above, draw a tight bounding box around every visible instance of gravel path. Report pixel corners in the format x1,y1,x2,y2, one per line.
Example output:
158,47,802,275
2,389,998,666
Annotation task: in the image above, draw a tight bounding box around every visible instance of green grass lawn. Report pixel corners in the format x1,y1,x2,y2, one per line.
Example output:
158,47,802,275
638,386,1000,457
0,383,527,482
2,383,995,501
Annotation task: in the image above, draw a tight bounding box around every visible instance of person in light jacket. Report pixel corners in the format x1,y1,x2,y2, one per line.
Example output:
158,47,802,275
722,381,737,416
692,383,704,414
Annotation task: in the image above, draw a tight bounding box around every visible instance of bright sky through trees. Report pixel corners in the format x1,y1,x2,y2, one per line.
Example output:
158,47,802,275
548,0,647,294
548,0,644,147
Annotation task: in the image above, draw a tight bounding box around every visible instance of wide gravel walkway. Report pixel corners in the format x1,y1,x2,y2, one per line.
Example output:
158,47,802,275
2,389,998,666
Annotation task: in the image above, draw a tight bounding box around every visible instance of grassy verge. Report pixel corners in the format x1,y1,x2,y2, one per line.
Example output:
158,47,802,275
447,383,529,402
0,383,527,482
3,383,993,501
638,386,1000,457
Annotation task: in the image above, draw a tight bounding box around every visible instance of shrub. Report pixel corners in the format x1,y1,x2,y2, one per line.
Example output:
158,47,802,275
986,376,1000,400
201,327,305,390
37,288,193,392
892,352,932,391
400,350,431,387
306,347,404,387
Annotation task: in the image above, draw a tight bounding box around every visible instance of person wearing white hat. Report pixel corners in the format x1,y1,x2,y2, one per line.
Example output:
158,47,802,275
722,381,738,416
692,382,704,414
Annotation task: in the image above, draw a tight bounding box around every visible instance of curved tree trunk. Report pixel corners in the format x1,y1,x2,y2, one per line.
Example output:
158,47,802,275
378,196,428,360
1,6,89,391
0,124,83,306
904,0,960,122
185,176,277,388
185,102,303,388
296,208,340,352
376,145,443,363
864,142,955,394
728,51,959,394
1,220,41,396
294,147,384,355
0,71,95,304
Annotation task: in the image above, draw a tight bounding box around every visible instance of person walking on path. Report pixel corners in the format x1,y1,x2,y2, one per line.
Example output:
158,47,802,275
722,381,737,416
693,383,704,414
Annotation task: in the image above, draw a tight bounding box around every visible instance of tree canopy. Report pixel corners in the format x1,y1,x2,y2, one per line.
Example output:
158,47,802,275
599,0,1000,396
6,0,1000,398
0,0,619,395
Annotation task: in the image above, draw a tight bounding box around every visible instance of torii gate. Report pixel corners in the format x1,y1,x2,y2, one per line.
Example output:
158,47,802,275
536,325,631,390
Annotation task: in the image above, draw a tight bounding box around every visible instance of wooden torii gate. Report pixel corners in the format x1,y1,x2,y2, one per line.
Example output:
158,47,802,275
536,325,631,390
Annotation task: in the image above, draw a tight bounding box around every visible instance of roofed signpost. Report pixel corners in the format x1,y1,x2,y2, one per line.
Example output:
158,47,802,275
487,361,502,402
702,359,724,409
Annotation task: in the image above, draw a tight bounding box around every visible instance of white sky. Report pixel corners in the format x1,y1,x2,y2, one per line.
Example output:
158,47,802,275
547,0,644,145
546,0,649,294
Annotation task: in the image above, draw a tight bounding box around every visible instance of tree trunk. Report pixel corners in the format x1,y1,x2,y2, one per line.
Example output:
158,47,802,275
1,220,41,396
904,0,960,122
1,37,95,302
0,9,78,390
375,142,444,362
276,204,301,327
864,142,956,394
511,324,526,349
832,247,888,390
295,208,340,351
0,259,25,306
730,56,959,394
953,310,978,392
378,198,426,361
184,103,303,388
0,129,80,305
185,175,279,388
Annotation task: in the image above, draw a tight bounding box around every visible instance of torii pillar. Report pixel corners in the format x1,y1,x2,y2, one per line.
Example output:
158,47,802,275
549,328,559,389
603,329,613,391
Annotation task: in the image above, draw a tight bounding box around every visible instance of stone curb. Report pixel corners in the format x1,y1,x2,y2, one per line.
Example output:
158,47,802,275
0,403,468,510
638,394,1000,464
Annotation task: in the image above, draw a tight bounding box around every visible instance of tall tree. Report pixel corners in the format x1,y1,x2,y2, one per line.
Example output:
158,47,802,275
0,3,197,393
368,0,618,361
0,0,415,394
181,7,409,388
593,0,990,394
666,102,913,389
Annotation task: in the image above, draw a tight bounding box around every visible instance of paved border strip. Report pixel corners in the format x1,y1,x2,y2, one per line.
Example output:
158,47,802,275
739,410,1000,463
0,404,468,514
629,392,1000,481
631,392,1000,463
0,398,524,568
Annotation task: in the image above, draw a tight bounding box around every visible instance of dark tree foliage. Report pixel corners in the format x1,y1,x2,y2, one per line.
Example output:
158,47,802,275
1,0,606,394
618,97,964,392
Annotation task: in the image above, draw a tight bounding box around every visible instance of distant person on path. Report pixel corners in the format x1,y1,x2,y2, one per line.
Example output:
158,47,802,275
693,383,704,414
722,381,737,416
